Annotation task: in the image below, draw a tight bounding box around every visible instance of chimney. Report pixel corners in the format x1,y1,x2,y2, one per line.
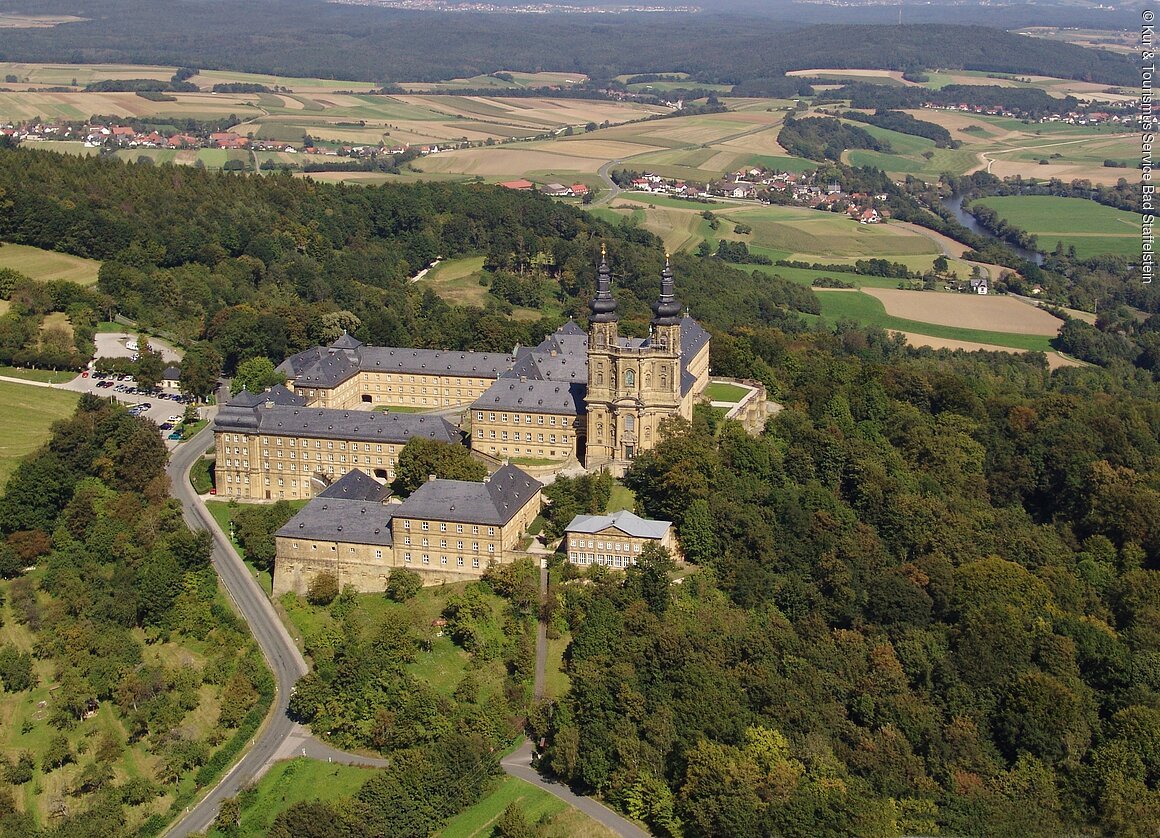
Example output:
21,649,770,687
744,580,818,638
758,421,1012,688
428,474,437,483
520,375,527,383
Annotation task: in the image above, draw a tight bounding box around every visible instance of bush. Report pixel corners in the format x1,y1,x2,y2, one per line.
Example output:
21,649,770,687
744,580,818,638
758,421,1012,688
386,568,423,603
306,572,339,606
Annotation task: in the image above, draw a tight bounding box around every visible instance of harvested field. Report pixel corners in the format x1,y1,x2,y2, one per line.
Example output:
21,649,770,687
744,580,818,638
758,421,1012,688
0,15,85,28
863,288,1062,335
787,68,913,84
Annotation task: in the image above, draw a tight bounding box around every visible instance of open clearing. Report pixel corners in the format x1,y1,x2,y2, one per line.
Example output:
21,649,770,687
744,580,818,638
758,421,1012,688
0,379,79,489
441,774,615,838
422,255,489,306
0,243,102,285
862,287,1062,335
0,15,85,28
970,195,1140,259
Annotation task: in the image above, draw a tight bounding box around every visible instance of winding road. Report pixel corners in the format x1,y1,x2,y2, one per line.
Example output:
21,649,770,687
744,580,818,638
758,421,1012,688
164,421,310,837
163,416,649,836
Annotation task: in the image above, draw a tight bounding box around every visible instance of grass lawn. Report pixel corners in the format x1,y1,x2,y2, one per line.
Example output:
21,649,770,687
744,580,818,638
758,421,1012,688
544,634,571,700
0,242,101,285
211,757,382,837
0,379,79,489
970,196,1140,259
815,290,1054,352
440,776,569,838
704,381,750,402
0,365,77,383
606,484,636,514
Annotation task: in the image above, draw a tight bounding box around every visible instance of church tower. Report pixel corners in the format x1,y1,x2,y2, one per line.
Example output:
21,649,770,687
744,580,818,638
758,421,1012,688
585,251,687,474
584,246,619,469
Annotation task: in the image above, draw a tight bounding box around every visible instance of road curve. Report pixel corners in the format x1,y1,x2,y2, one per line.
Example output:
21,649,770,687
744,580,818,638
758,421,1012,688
164,421,309,837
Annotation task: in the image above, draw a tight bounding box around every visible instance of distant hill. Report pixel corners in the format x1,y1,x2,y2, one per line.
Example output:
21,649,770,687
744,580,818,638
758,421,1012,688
0,0,1136,86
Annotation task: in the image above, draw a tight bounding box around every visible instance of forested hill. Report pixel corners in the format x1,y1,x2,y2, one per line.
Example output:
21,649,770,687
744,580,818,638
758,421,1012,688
0,0,1136,86
0,147,817,373
538,336,1160,837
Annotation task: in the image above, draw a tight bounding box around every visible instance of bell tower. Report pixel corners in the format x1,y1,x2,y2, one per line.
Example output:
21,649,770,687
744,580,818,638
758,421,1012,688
585,246,619,469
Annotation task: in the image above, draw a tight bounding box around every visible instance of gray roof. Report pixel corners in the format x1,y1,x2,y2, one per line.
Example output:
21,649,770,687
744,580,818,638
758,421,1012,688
565,509,671,539
395,464,541,527
472,379,585,416
162,365,181,381
317,468,392,502
263,384,307,406
277,493,395,547
680,316,710,396
213,396,461,445
277,340,515,390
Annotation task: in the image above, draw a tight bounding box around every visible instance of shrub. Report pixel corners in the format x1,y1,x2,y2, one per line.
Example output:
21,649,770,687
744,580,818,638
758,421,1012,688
306,572,339,606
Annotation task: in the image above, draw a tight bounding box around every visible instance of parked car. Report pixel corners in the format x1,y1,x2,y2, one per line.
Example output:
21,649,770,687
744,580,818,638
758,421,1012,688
168,431,184,441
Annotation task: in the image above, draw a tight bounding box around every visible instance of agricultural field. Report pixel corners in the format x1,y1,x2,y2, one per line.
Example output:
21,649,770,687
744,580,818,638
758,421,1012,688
0,379,79,489
862,287,1062,335
0,243,101,285
813,288,1056,352
971,195,1141,259
0,14,85,28
831,107,1138,183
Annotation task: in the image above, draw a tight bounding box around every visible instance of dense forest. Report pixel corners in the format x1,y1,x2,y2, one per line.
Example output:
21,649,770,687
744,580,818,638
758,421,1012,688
777,116,889,163
0,396,271,836
534,332,1160,837
0,0,1137,87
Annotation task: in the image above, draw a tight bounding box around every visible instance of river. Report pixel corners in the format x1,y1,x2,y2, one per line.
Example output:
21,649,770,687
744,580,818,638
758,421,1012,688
940,194,1044,266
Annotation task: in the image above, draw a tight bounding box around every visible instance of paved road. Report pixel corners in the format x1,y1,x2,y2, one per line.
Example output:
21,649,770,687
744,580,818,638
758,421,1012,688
501,741,650,838
164,421,309,837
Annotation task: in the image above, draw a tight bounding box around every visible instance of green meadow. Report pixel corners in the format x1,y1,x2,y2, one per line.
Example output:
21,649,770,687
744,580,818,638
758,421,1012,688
971,196,1141,259
0,242,102,285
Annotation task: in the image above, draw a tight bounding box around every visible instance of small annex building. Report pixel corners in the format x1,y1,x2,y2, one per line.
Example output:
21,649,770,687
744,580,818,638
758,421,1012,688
272,464,543,595
563,509,678,569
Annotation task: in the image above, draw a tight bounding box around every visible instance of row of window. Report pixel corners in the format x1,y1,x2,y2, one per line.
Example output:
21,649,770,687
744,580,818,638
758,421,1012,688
476,411,563,426
476,429,562,444
569,538,644,553
569,552,636,568
402,536,494,553
404,553,482,569
401,520,495,537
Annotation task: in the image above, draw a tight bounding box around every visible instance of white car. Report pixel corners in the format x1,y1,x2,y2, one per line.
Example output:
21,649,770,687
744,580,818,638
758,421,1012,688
168,415,182,423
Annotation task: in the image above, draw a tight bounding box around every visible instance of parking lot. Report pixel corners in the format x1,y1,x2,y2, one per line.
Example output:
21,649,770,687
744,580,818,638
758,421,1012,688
58,371,202,443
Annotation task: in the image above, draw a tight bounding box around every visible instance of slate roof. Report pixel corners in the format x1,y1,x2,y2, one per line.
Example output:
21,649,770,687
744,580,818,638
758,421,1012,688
565,509,671,539
277,489,395,547
395,464,541,527
162,365,181,381
212,394,461,444
679,315,711,396
472,379,586,416
317,468,392,503
276,335,515,391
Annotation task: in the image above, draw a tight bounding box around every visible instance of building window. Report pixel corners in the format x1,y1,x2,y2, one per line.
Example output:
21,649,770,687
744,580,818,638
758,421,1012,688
456,524,463,533
422,555,430,564
472,558,480,568
404,552,412,563
440,523,447,532
457,557,464,567
421,521,429,531
375,550,383,559
440,556,448,565
625,369,635,387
